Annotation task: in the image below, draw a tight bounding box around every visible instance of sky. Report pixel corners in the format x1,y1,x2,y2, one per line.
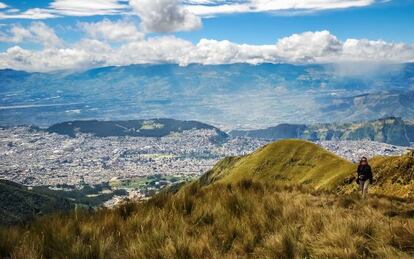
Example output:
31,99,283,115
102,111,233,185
0,0,413,71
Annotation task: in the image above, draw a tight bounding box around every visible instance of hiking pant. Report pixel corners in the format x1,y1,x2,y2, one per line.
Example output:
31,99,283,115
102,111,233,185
359,180,370,198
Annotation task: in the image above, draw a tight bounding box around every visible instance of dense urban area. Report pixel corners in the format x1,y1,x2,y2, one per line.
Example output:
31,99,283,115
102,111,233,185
0,126,410,206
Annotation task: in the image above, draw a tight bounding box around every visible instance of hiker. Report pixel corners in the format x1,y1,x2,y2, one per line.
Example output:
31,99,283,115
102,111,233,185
356,157,373,198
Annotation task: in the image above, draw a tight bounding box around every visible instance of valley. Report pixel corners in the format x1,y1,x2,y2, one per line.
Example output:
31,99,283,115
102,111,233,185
1,118,411,209
2,63,414,129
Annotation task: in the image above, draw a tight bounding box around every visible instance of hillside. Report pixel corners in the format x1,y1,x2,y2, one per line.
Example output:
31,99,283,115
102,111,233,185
200,139,355,190
0,180,74,225
339,151,414,198
201,139,414,198
47,118,228,141
231,117,412,146
1,140,413,258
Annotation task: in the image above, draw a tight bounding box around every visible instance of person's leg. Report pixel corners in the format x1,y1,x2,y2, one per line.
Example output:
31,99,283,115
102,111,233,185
362,180,370,198
359,180,365,196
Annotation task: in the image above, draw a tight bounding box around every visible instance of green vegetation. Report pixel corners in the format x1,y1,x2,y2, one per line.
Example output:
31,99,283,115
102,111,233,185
340,150,414,199
46,118,228,140
113,174,195,197
33,183,128,207
200,139,355,190
139,120,164,130
0,180,73,225
1,140,413,258
231,117,412,146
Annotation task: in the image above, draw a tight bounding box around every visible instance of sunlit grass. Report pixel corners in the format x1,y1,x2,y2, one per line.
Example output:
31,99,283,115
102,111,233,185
1,180,413,258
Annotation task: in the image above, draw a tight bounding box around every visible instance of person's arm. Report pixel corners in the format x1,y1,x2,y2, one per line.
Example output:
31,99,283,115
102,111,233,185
356,166,361,184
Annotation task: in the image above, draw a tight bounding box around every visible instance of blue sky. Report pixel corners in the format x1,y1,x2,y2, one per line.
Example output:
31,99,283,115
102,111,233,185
0,0,414,71
179,1,414,44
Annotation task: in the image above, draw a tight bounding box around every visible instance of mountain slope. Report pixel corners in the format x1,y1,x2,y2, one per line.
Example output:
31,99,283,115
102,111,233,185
200,139,355,190
47,118,228,141
200,139,414,199
339,151,414,198
231,117,411,146
0,180,74,225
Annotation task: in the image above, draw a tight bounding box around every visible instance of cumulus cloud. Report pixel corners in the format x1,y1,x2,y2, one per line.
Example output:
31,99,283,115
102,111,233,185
274,31,342,62
1,30,414,72
0,2,8,9
79,19,144,42
129,0,202,32
0,22,62,48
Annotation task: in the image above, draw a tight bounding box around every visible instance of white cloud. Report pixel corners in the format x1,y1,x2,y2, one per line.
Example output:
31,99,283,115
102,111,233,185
0,0,128,19
49,0,128,16
0,8,58,19
0,22,62,48
274,30,342,62
1,30,413,72
341,39,414,62
80,19,144,42
185,0,376,16
188,39,278,65
0,0,380,20
129,0,202,32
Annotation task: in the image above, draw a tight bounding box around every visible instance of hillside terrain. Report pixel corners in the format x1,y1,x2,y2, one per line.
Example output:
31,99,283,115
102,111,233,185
46,118,228,141
231,117,412,146
200,139,414,198
0,180,74,225
0,140,413,258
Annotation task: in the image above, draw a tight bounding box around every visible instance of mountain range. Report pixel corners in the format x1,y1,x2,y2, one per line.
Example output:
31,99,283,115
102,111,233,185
231,117,414,146
7,116,413,146
1,63,414,128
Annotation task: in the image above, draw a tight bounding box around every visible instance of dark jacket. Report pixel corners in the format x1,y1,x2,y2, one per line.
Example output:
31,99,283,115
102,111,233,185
357,165,373,183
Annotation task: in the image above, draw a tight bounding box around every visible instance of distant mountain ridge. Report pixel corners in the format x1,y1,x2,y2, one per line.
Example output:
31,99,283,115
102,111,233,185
47,118,228,141
231,117,413,146
2,63,414,128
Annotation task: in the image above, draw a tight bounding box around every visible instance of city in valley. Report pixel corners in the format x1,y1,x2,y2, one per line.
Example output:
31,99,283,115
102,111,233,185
0,125,409,206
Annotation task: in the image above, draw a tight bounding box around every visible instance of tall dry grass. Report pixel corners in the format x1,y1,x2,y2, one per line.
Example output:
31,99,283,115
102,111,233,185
1,180,413,258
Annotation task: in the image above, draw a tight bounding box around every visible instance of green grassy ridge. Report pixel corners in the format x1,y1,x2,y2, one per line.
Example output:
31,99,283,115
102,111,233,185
340,152,414,199
198,139,414,199
200,139,355,190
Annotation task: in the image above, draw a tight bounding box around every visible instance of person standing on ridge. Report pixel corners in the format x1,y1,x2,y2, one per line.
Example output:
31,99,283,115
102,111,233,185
356,157,373,198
